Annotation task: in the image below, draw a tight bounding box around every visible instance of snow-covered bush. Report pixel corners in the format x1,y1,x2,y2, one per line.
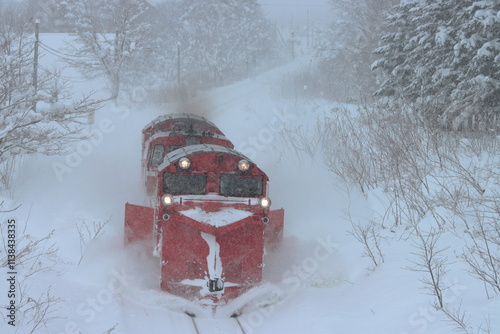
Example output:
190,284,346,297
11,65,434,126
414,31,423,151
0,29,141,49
63,0,153,100
0,4,102,190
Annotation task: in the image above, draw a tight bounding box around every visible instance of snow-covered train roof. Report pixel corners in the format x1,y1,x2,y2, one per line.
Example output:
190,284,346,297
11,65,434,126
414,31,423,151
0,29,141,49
146,131,229,143
157,144,253,171
143,113,220,132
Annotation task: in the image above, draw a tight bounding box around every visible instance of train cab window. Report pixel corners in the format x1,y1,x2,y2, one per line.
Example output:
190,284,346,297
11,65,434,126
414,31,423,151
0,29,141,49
163,174,206,195
220,176,263,197
151,144,165,167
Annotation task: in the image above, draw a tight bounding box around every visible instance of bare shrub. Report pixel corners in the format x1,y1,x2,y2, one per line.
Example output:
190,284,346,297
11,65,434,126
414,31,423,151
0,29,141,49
0,157,18,191
320,103,435,193
441,303,492,334
278,119,322,160
17,285,63,334
441,303,473,334
75,216,111,265
348,220,385,268
318,101,498,230
462,215,500,297
0,217,63,333
103,323,119,334
319,105,379,194
1,222,60,278
406,226,450,309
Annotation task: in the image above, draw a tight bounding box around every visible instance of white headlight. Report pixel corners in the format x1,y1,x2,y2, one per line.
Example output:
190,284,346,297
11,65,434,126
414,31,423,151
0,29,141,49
238,159,250,171
259,197,271,208
162,195,174,205
179,157,191,169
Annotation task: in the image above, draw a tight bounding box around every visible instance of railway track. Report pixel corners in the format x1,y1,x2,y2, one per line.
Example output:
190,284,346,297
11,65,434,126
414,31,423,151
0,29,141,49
187,313,247,334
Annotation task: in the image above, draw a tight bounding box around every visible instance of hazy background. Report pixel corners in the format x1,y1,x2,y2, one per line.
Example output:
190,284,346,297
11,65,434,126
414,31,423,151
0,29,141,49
258,0,331,26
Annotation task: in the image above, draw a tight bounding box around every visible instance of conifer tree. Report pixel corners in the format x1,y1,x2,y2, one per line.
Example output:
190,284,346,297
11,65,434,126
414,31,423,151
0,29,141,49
373,0,500,130
318,0,399,100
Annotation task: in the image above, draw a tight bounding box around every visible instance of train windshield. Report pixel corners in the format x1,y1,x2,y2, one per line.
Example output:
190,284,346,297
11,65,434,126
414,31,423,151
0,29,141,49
220,176,263,197
163,174,206,195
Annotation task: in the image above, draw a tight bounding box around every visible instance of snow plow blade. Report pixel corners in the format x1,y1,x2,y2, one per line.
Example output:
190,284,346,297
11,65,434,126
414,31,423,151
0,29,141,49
265,208,284,252
124,203,154,247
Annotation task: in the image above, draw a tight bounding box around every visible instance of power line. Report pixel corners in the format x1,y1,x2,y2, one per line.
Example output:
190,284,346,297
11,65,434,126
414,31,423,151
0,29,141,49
38,64,89,83
39,44,81,63
260,3,330,7
39,42,85,62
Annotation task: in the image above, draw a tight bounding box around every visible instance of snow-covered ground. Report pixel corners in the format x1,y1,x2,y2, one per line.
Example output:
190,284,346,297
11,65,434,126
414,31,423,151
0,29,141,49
1,34,499,334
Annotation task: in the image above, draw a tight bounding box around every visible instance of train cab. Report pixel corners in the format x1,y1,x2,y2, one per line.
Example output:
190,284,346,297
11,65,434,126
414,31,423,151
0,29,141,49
142,114,234,195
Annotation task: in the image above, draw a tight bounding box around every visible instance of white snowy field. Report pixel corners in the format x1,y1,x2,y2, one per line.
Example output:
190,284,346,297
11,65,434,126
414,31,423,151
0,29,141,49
1,33,499,334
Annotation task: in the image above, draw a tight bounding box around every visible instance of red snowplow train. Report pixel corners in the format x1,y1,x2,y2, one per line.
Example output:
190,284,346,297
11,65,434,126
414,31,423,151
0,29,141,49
124,114,284,307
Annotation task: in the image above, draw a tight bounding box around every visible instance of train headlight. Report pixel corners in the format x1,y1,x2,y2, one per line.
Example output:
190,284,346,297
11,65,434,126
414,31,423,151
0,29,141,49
162,195,174,206
259,197,271,208
179,157,191,169
238,159,250,171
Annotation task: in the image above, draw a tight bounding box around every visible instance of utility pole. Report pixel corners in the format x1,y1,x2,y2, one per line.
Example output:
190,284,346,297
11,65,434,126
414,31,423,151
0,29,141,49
33,19,40,112
177,43,181,89
112,29,120,101
307,10,310,48
177,42,185,100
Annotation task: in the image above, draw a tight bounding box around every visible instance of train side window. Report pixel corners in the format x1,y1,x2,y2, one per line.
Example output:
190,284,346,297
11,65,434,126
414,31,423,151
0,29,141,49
220,176,263,197
151,144,165,167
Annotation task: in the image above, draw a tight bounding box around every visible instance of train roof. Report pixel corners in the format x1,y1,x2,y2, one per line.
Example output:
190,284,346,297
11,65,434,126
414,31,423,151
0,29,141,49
143,113,225,136
157,144,254,171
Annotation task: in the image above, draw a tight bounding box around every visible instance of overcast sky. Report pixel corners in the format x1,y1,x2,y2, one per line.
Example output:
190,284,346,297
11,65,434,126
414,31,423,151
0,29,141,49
257,0,332,27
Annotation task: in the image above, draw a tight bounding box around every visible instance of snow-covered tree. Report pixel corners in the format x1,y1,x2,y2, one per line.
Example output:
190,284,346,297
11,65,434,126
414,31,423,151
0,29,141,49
170,0,272,89
63,0,153,99
318,0,399,101
0,7,102,188
373,0,500,130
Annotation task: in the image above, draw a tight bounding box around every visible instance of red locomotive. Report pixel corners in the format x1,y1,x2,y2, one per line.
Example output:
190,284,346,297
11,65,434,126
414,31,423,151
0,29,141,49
124,113,284,307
